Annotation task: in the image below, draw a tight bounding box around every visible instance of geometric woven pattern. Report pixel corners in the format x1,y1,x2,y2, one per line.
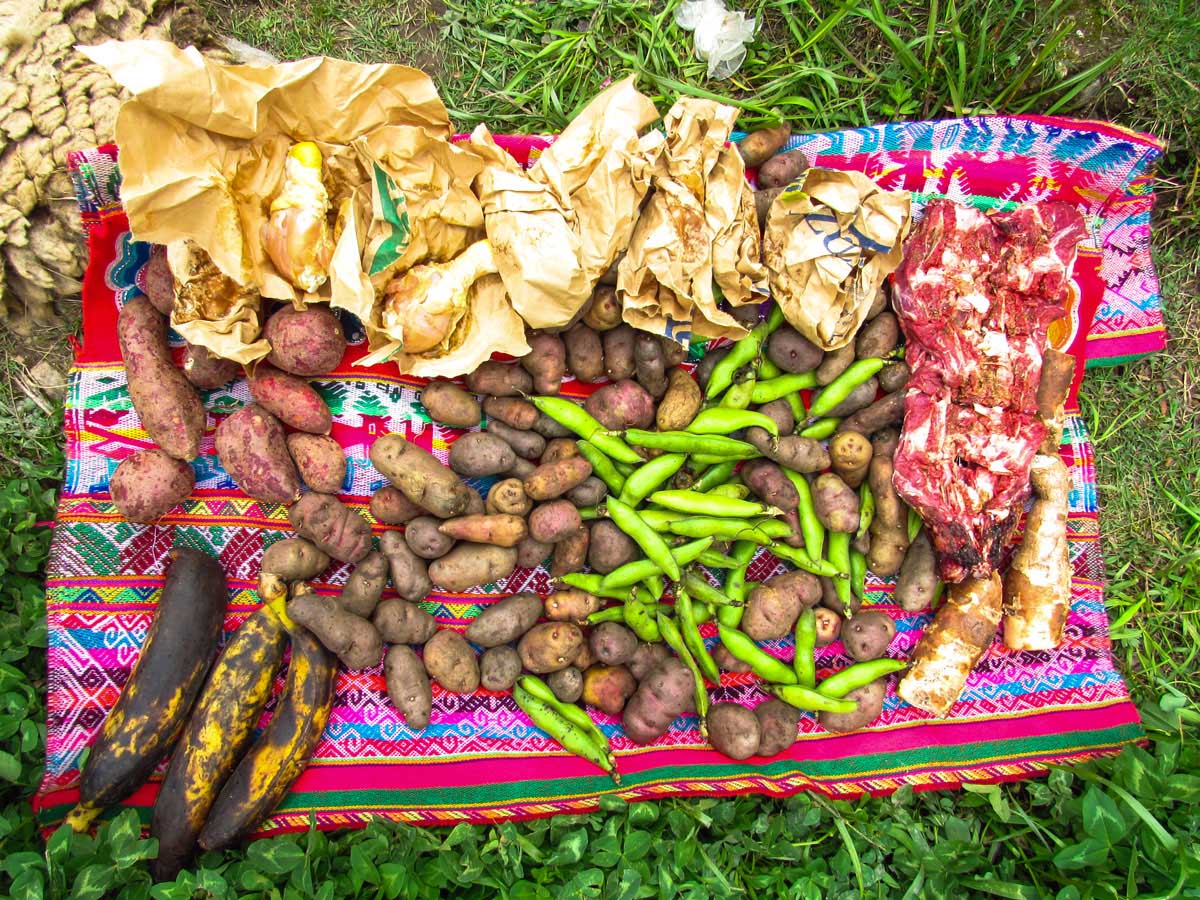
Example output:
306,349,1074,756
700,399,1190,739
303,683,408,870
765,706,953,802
35,123,1153,834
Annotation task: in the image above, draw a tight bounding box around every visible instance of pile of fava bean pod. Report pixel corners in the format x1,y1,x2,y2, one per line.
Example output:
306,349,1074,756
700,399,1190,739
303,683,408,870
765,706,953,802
517,301,925,771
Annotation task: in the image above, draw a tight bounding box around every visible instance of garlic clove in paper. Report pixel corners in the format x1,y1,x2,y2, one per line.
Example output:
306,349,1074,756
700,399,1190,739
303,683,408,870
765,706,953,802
261,142,336,293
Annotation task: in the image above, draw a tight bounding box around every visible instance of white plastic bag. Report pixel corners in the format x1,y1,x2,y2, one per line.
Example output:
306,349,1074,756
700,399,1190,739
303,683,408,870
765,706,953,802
674,0,757,80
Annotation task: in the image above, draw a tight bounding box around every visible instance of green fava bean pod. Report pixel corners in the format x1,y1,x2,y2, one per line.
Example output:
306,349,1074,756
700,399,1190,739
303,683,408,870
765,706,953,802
816,659,907,699
687,407,780,437
705,483,748,501
908,507,922,543
768,542,842,578
782,469,825,563
769,683,859,714
705,310,780,400
559,573,638,602
850,548,867,601
669,516,791,545
856,481,875,542
718,541,757,628
806,358,887,420
798,418,840,439
517,676,613,765
642,575,665,602
606,497,680,581
640,509,687,531
530,397,642,464
586,606,627,625
577,505,600,521
601,537,713,590
624,430,760,459
623,598,661,642
656,614,709,732
719,375,756,410
675,588,720,684
793,608,817,688
650,490,782,519
826,531,853,616
577,441,626,495
691,461,737,493
750,372,819,405
757,357,782,379
716,625,798,685
696,549,741,568
680,570,741,608
513,684,617,780
617,453,687,507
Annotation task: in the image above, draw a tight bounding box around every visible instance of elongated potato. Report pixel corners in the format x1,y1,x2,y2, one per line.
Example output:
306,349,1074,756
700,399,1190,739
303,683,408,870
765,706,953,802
544,589,601,623
657,367,703,432
812,473,860,533
118,296,205,460
603,324,636,381
524,457,594,501
288,591,382,670
372,433,473,519
215,403,300,504
421,381,481,429
340,552,389,618
249,364,332,434
634,332,668,398
428,543,518,592
483,397,539,431
551,527,589,576
564,322,604,382
738,123,791,168
895,530,937,612
110,450,194,523
486,420,545,461
372,597,437,644
815,343,855,386
466,361,532,397
260,537,330,588
465,592,543,647
438,514,528,547
385,645,432,729
379,530,432,601
286,433,346,494
423,630,479,693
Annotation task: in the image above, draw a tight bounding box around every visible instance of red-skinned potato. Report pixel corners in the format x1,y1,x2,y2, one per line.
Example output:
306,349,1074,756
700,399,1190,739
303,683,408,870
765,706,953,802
249,364,332,434
581,665,637,715
483,397,539,430
585,379,655,431
564,322,604,382
215,403,300,504
742,570,821,640
182,343,239,390
263,304,346,376
370,486,424,525
529,500,583,544
623,658,696,744
287,433,346,494
550,527,589,576
421,381,481,428
110,450,194,523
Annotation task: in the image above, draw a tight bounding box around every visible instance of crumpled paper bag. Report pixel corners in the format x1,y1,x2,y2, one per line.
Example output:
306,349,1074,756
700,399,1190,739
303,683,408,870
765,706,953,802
470,76,661,329
763,168,911,350
167,241,270,365
79,39,454,361
617,98,767,345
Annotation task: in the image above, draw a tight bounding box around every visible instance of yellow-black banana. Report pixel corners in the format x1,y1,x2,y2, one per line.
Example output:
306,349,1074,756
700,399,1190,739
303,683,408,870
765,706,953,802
65,548,227,832
197,620,336,851
149,602,289,881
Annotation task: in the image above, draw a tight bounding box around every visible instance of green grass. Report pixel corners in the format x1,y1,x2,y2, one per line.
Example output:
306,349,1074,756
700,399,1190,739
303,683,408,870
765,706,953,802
2,0,1198,895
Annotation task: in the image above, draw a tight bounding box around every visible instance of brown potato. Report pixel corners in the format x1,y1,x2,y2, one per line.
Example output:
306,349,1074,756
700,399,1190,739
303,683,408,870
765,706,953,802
379,530,433,602
815,343,856,386
589,621,637,666
182,343,239,390
385,645,432,730
524,457,593,501
423,629,479,693
522,331,567,395
656,367,703,432
742,570,821,640
706,702,761,760
767,326,823,374
659,336,687,368
544,589,601,623
814,606,843,647
340,552,389,618
532,413,573,439
866,455,909,576
813,377,879,419
757,149,808,189
479,645,522,692
602,324,636,381
842,610,897,662
486,419,546,461
466,361,532,397
405,516,457,559
550,527,589,577
713,644,753,674
372,597,438,644
566,476,607,508
587,520,639,574
572,640,598,673
871,428,901,460
428,543,518,592
487,479,532,517
289,493,372,564
738,123,791,167
516,536,553,569
812,473,860,533
482,396,539,431
370,485,425,525
829,431,872,490
448,432,518,478
583,284,623,331
371,434,473,519
866,287,889,320
741,459,802,548
755,398,795,435
288,591,382,670
754,699,801,756
118,296,205,460
421,381,482,428
582,665,637,715
878,361,910,393
838,391,905,437
110,449,194,523
634,332,668,398
438,514,528,548
540,438,580,465
263,304,346,376
260,537,330,588
528,500,583,544
564,322,605,382
465,592,543,647
895,530,938,612
855,312,900,359
585,379,655,431
819,678,887,733
517,622,584,674
694,345,729,391
627,643,672,681
747,429,830,473
248,364,332,435
548,666,583,702
287,433,346,494
754,187,784,229
216,403,300,504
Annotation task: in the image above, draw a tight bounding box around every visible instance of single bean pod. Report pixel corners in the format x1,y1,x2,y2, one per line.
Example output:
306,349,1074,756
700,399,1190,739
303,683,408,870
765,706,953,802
716,625,798,685
817,659,907,699
757,357,782,379
691,461,738,493
656,614,709,733
793,608,817,688
530,396,641,464
751,372,819,405
718,540,758,628
513,684,617,780
640,509,688,531
769,541,842,578
687,407,780,437
856,482,875,542
705,310,781,399
518,675,613,765
624,430,760,459
586,606,627,625
650,490,783,519
691,453,746,466
601,537,713,589
623,597,661,641
606,497,680,581
680,570,741,608
559,573,638,602
642,575,665,602
719,374,757,410
617,452,686,507
849,548,867,601
577,441,626,495
707,483,750,500
696,550,741,569
826,531,853,616
669,516,792,544
799,418,841,439
577,505,600,520
907,507,922,543
769,683,859,714
782,469,825,563
806,358,886,421
675,588,721,685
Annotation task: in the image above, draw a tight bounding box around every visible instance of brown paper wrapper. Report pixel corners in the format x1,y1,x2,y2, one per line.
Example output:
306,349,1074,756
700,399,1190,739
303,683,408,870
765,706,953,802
763,168,912,350
470,77,661,329
617,98,768,346
167,241,270,365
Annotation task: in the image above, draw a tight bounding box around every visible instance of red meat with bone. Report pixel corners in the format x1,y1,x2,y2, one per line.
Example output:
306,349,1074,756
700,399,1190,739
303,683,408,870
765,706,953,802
891,199,1085,582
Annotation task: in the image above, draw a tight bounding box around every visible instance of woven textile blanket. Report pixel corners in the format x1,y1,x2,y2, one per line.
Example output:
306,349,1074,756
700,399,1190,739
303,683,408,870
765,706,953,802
35,115,1156,835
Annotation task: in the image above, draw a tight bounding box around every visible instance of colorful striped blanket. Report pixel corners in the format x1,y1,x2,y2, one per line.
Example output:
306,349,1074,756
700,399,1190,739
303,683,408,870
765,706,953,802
35,114,1161,834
